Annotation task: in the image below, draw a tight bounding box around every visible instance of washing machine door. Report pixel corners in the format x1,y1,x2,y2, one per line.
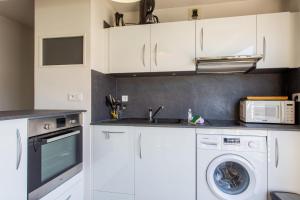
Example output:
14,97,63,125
206,154,256,200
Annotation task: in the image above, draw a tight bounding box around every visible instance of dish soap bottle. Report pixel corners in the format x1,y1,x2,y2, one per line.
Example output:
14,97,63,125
188,109,193,123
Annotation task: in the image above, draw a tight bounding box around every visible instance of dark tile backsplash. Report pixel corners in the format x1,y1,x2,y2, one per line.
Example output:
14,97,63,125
115,74,284,120
92,69,300,122
284,68,300,96
91,70,116,121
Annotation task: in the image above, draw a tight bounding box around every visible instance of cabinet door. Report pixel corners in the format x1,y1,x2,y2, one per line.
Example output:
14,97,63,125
92,126,134,195
268,131,300,193
135,127,196,200
109,25,150,73
257,12,294,69
151,21,195,72
93,191,134,200
0,119,27,200
196,15,257,57
56,180,83,200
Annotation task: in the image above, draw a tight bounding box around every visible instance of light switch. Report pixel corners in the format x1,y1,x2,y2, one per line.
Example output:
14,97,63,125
122,95,128,102
68,93,83,102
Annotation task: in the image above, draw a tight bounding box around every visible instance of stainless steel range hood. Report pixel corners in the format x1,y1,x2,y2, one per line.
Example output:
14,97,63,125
195,55,263,74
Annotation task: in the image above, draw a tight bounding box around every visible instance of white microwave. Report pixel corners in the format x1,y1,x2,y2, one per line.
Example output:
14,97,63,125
240,100,295,124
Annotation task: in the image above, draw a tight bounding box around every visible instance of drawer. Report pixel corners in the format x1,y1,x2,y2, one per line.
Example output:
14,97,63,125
93,191,134,200
56,180,83,200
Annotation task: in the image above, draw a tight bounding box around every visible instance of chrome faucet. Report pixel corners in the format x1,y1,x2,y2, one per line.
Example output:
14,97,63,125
149,106,165,122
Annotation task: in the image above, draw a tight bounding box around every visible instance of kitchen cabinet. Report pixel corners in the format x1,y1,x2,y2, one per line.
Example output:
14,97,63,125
92,126,134,196
109,21,195,73
257,12,295,69
150,21,195,72
268,131,300,194
109,25,151,73
196,15,257,58
93,191,134,200
0,119,27,200
135,127,196,200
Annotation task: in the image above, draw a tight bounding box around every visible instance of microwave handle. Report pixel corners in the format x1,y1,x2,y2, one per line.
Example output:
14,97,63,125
44,130,81,143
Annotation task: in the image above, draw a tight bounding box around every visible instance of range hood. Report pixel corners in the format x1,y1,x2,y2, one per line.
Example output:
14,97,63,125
195,55,263,74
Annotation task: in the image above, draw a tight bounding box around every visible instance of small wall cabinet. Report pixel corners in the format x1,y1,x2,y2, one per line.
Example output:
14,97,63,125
196,15,257,58
257,12,296,69
109,25,151,73
109,21,195,73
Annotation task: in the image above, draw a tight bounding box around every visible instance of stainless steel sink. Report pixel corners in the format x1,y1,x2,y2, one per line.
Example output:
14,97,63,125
151,118,184,124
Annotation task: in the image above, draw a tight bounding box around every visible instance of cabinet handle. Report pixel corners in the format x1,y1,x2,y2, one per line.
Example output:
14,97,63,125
139,133,142,159
102,131,125,140
155,43,158,66
16,129,22,170
275,138,279,168
142,44,146,67
201,28,204,51
65,195,72,200
263,36,266,61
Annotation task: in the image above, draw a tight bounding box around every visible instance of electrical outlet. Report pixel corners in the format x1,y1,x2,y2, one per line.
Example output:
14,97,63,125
122,95,128,102
68,93,83,102
292,93,300,102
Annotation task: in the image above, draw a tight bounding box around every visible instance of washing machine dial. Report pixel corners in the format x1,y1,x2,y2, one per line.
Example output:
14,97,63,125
248,141,257,149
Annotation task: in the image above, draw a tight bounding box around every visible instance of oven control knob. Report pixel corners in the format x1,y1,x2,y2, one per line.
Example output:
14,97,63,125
248,141,257,149
44,124,51,130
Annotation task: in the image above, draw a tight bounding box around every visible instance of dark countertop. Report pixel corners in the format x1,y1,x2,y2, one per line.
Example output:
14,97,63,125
91,118,300,131
0,110,86,121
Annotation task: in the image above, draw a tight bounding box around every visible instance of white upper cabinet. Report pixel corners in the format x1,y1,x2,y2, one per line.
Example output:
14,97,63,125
268,131,300,194
257,12,295,69
150,21,196,72
109,25,151,73
135,127,196,200
92,126,134,196
196,15,257,57
0,119,27,200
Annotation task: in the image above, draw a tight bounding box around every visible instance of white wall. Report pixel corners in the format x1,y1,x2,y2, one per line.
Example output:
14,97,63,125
35,0,115,199
0,16,34,111
123,0,287,23
35,0,92,199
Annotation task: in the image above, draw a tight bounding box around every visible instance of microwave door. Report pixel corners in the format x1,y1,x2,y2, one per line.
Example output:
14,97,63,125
251,102,281,123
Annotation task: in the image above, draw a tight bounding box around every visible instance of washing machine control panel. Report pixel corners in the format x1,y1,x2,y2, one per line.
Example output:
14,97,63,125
197,135,267,152
224,138,240,145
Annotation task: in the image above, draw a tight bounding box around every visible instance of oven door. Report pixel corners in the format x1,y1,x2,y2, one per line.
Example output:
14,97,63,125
28,126,82,200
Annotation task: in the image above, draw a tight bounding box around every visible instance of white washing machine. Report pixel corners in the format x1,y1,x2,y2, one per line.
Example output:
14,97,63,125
197,130,267,200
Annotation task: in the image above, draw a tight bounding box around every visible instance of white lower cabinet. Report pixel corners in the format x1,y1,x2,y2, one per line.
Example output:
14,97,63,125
92,126,196,200
92,126,134,196
135,127,196,200
0,119,28,200
268,131,300,194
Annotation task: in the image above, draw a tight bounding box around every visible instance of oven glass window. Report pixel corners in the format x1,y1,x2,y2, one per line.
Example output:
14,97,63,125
213,161,250,195
41,136,77,182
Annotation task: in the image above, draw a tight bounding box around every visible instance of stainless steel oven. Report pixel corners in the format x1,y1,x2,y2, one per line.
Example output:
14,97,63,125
28,114,83,200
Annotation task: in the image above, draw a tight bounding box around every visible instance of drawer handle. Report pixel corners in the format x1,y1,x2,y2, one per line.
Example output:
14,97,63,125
102,131,125,140
66,195,72,200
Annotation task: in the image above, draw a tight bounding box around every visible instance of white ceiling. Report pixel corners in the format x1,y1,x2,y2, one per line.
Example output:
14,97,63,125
111,0,246,12
0,0,34,27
